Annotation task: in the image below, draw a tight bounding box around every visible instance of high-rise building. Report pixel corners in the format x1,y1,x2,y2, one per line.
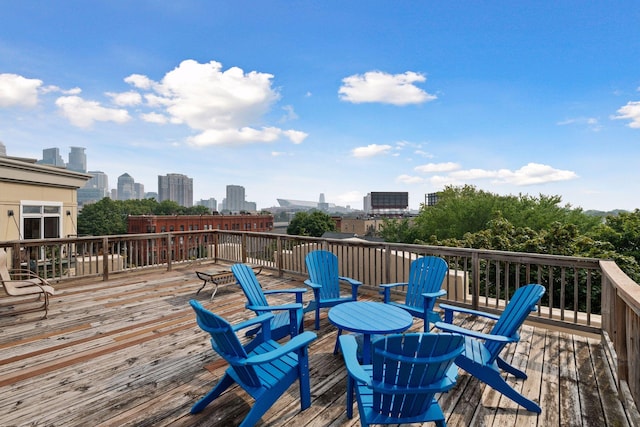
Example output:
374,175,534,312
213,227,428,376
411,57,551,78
117,173,136,200
134,183,145,200
363,193,372,214
158,173,193,207
78,170,110,206
0,141,6,156
40,148,66,167
67,147,87,173
196,198,217,211
225,185,245,213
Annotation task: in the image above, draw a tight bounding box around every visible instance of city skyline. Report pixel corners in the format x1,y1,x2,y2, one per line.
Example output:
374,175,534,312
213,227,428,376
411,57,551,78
1,2,640,211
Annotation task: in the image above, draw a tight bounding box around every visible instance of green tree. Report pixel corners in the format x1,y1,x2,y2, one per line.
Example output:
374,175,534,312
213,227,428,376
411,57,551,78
77,198,129,236
287,210,336,237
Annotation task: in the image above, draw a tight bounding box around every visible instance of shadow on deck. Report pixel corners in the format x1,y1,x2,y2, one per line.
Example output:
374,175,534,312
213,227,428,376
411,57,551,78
0,261,637,426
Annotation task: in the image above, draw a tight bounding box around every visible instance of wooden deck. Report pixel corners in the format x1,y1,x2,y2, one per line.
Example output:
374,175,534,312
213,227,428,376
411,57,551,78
1,262,638,427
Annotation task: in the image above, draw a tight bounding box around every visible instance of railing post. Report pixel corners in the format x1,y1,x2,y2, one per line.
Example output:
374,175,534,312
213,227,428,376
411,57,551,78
166,233,172,271
471,252,480,310
241,233,247,263
384,244,391,284
276,235,283,277
102,237,109,281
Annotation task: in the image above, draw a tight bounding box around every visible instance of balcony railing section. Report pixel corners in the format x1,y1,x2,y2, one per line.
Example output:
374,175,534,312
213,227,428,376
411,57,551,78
2,229,639,409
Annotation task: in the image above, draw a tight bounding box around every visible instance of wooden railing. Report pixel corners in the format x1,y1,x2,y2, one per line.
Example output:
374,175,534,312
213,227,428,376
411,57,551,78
2,229,638,409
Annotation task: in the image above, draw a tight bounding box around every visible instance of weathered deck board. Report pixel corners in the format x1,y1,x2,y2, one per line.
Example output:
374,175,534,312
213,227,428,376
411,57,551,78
0,262,636,427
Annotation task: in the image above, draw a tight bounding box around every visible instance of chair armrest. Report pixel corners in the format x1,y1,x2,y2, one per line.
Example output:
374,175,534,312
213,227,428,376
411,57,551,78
422,289,447,299
339,335,371,385
263,288,307,295
379,282,408,289
338,276,362,287
246,303,303,312
303,279,322,290
8,269,49,281
439,303,501,322
243,331,318,365
380,282,408,303
433,321,514,343
232,313,274,334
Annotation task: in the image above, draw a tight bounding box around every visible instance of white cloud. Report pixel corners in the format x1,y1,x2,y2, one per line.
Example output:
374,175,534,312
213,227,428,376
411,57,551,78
352,144,393,158
55,96,131,128
612,101,640,128
557,116,602,132
415,162,460,173
141,112,168,124
339,71,436,105
188,126,307,146
124,74,154,90
449,163,577,185
41,85,81,95
280,105,298,122
107,91,142,106
0,73,42,107
396,174,424,184
125,59,306,146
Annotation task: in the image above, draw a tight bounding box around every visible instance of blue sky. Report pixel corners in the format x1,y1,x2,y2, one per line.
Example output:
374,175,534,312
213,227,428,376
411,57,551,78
1,1,639,211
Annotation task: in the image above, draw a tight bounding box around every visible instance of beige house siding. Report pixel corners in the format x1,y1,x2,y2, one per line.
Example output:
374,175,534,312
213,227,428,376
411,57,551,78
0,157,90,242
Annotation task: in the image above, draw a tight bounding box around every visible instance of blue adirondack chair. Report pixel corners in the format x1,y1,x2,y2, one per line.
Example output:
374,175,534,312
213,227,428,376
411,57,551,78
189,300,317,427
232,263,306,341
304,250,362,330
379,256,448,331
339,332,464,427
434,283,546,413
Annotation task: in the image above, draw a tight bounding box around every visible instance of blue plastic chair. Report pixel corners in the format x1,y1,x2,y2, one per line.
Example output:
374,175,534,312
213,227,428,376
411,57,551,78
379,256,448,331
339,332,464,427
304,250,362,330
435,283,545,413
232,263,306,340
189,300,317,427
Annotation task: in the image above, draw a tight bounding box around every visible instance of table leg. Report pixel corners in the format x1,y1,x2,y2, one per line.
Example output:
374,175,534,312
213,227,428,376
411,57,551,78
362,334,371,364
333,329,342,355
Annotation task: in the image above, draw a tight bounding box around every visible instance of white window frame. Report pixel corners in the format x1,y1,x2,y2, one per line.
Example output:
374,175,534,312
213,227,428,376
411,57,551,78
20,200,63,241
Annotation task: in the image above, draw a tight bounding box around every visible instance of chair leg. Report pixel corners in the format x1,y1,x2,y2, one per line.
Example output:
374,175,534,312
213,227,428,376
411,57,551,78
298,347,312,410
190,373,235,414
497,356,528,379
460,363,541,413
346,376,354,419
315,305,320,330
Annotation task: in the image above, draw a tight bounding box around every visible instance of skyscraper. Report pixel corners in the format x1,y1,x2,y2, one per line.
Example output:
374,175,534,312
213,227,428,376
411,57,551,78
117,173,136,200
78,170,110,206
40,148,65,167
158,173,193,207
225,185,245,213
134,183,145,200
196,198,217,211
67,147,87,173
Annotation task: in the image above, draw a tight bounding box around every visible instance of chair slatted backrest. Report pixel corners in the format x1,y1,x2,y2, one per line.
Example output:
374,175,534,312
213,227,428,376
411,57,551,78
0,249,11,282
189,300,261,388
305,250,341,300
371,333,464,419
405,256,448,309
231,264,270,316
484,284,546,361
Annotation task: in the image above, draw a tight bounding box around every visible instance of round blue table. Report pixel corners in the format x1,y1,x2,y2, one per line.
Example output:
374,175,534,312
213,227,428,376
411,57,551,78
328,301,413,364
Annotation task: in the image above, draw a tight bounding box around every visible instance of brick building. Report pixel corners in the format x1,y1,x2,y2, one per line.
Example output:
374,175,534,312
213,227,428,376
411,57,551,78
127,214,274,234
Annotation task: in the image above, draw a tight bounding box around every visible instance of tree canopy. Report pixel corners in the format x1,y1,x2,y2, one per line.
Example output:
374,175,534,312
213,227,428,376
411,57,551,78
379,185,640,282
286,210,336,237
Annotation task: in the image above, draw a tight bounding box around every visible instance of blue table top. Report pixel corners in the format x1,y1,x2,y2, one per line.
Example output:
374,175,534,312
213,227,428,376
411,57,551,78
328,301,413,335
